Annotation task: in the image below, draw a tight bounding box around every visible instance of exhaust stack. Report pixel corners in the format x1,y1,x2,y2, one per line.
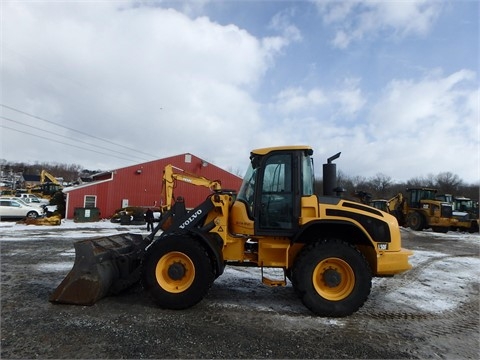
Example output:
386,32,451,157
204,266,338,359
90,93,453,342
323,152,341,196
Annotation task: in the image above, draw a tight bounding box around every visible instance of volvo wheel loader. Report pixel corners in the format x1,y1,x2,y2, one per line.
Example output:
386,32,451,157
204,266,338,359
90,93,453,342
50,146,412,317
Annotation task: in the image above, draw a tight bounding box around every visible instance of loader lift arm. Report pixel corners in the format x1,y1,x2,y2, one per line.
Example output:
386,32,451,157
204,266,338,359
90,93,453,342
147,164,224,241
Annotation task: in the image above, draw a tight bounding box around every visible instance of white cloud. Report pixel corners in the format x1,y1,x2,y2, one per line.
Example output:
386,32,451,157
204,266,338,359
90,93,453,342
331,79,366,117
1,1,292,172
267,70,478,183
274,87,327,114
369,69,477,136
272,79,365,118
317,0,360,24
269,8,303,44
260,8,303,66
314,0,442,48
1,1,478,185
170,0,212,17
362,70,479,181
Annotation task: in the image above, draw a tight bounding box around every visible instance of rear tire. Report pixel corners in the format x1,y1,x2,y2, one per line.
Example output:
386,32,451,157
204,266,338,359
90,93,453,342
142,235,214,309
406,212,425,231
292,239,372,317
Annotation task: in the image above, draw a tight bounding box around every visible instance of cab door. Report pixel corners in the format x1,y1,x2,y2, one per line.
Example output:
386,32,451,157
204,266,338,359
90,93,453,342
254,152,299,236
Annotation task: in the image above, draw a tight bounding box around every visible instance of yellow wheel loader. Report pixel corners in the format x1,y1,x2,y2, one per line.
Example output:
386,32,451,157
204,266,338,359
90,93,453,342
377,188,478,233
435,194,480,233
50,146,412,317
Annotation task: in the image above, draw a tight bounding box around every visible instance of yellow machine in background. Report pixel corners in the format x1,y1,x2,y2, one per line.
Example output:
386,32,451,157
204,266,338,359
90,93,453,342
24,214,62,226
161,164,222,210
372,188,478,233
51,146,412,317
26,170,63,199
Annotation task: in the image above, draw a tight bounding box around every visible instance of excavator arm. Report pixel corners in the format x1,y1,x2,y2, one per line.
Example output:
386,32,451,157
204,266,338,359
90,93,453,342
161,164,222,211
40,170,61,185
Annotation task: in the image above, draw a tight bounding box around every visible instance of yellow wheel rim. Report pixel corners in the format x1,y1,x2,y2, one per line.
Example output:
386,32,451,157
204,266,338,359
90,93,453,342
312,257,355,301
155,251,195,293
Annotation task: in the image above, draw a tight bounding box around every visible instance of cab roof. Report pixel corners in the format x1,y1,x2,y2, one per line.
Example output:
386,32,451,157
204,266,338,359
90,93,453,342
251,145,313,156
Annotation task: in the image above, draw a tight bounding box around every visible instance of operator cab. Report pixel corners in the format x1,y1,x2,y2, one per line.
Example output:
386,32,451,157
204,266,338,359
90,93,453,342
231,146,315,237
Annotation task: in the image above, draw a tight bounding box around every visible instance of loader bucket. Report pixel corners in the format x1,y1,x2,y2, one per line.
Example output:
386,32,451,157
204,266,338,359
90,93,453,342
50,233,148,306
24,214,62,226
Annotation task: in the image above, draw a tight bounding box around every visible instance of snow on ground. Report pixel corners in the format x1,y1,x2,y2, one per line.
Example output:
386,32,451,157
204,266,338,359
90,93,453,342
1,220,479,317
0,218,147,242
0,218,144,231
404,226,480,242
378,248,480,314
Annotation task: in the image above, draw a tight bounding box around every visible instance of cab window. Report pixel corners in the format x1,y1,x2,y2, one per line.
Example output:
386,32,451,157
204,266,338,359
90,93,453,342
302,152,314,195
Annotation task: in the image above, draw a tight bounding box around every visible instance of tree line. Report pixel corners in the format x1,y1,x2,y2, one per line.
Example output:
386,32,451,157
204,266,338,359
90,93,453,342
317,171,479,203
1,160,478,203
0,160,100,184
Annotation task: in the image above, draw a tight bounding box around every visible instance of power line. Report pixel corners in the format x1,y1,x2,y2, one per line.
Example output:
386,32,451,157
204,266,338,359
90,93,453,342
1,125,140,164
1,115,152,163
0,104,158,159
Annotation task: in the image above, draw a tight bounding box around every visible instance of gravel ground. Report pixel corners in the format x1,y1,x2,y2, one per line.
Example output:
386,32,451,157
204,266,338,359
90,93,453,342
1,221,479,359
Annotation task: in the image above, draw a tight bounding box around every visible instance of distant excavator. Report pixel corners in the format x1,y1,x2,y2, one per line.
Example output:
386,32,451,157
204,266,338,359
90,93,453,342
26,170,63,199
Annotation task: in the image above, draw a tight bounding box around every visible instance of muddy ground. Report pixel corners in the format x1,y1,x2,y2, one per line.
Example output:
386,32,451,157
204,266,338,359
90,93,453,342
1,222,479,359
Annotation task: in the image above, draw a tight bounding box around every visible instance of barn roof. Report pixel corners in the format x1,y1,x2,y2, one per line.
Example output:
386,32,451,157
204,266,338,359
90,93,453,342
63,152,241,194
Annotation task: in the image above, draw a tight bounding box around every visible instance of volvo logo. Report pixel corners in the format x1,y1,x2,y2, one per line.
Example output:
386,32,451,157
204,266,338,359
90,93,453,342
179,209,203,229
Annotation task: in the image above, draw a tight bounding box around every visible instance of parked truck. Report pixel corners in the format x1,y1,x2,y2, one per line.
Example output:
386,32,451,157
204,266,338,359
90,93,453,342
50,146,412,317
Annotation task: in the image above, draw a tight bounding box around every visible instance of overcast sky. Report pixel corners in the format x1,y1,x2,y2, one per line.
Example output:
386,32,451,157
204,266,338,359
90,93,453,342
1,0,479,184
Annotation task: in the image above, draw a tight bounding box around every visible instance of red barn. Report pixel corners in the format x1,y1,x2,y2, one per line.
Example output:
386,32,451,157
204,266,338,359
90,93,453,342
63,153,243,220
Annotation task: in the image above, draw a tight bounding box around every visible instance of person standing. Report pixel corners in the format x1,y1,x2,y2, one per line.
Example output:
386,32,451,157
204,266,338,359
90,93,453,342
145,208,154,231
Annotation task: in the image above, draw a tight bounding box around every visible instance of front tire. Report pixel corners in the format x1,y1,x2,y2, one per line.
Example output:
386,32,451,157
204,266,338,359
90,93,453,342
292,239,372,317
142,235,214,309
26,211,38,219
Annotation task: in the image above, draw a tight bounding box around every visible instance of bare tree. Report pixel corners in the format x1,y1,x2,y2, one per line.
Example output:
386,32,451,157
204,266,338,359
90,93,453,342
406,174,435,188
368,173,392,198
435,172,463,194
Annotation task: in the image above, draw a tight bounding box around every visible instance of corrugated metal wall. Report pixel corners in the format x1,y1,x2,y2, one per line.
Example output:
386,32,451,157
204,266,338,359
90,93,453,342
64,153,243,219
